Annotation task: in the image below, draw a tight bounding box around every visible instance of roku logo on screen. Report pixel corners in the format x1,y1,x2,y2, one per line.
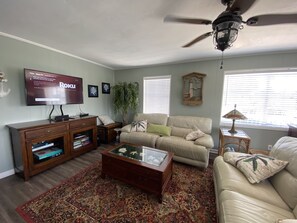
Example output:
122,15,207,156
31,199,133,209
59,82,76,89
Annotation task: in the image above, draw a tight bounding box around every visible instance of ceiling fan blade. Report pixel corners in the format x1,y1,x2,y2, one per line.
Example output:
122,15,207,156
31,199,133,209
228,0,256,14
164,15,212,25
246,14,297,26
183,32,213,48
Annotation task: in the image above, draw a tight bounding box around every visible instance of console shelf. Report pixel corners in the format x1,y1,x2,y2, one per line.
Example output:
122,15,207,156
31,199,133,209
7,116,97,180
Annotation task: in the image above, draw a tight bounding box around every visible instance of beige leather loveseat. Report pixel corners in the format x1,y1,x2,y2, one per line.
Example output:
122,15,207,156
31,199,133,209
213,136,297,223
120,113,214,168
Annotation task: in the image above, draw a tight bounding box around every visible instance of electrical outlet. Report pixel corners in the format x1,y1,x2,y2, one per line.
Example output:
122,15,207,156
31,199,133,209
267,145,273,151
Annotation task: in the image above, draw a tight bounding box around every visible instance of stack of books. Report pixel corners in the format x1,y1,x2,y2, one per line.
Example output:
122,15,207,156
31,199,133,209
73,134,90,149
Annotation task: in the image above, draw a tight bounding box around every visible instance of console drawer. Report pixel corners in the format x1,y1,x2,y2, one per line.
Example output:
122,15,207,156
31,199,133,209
70,118,95,130
25,124,68,139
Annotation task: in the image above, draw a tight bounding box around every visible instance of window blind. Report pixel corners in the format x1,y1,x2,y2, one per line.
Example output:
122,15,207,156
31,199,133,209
143,76,171,114
221,70,297,129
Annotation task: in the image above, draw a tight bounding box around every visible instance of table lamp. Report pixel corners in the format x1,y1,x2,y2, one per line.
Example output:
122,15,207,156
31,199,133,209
223,104,247,134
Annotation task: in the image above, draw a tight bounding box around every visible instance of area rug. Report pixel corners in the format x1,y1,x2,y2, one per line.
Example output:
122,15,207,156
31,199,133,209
16,162,216,223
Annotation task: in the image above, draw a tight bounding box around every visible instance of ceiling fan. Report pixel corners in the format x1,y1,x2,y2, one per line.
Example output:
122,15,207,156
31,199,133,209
164,0,297,52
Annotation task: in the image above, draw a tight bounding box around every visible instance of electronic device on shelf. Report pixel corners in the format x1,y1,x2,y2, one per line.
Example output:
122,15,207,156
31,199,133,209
54,115,70,122
32,142,54,152
79,113,89,117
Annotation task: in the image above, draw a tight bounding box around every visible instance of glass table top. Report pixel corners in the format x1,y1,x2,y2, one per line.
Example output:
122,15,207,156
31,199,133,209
110,144,167,166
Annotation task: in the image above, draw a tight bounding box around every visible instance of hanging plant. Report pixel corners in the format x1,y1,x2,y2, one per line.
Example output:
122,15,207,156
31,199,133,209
112,82,139,124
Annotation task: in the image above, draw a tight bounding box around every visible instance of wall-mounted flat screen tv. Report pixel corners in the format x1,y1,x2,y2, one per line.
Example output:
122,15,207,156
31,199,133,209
24,69,83,105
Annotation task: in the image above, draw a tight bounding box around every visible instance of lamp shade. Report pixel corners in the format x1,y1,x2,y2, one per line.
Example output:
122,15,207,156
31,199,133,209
223,108,247,120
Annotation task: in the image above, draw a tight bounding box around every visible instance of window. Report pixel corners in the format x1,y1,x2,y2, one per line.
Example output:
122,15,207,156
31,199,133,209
143,76,171,114
221,69,297,129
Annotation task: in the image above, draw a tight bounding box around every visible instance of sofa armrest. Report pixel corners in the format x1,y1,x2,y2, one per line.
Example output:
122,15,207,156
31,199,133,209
121,124,131,133
194,134,214,148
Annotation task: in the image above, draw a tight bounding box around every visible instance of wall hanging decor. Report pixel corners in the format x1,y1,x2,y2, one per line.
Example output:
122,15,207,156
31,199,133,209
0,72,11,98
88,85,98,97
102,82,110,94
182,72,206,106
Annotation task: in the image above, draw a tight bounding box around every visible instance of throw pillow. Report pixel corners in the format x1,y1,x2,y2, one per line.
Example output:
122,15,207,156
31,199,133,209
224,152,288,184
185,129,205,141
130,120,147,132
98,115,115,125
147,123,171,136
170,126,192,138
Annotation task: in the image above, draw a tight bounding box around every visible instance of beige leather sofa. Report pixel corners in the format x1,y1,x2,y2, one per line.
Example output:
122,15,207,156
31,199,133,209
120,113,214,168
213,136,297,223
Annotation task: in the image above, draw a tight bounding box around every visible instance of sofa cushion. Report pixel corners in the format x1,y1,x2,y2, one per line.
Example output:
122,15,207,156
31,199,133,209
120,132,159,148
224,152,288,184
134,113,168,125
156,136,208,163
270,137,297,177
270,136,297,210
213,156,291,211
194,134,214,148
219,190,295,223
276,220,297,223
147,123,171,136
167,116,212,134
270,170,297,210
171,126,192,138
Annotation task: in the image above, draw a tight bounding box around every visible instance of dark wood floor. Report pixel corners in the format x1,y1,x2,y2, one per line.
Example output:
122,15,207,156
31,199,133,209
0,144,216,223
0,145,112,223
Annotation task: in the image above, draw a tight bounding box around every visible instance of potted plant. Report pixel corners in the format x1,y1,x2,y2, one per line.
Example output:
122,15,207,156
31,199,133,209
112,82,139,125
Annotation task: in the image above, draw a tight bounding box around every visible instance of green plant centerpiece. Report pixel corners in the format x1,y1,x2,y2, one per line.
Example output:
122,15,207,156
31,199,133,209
112,82,139,125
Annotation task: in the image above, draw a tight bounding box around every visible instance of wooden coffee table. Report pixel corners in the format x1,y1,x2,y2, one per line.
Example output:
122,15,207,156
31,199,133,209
101,143,173,203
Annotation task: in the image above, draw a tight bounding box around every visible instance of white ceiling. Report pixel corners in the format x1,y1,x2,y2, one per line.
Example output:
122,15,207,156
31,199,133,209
0,0,297,70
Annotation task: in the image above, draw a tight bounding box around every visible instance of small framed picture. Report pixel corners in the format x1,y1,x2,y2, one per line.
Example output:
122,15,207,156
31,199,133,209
102,82,110,94
88,85,98,97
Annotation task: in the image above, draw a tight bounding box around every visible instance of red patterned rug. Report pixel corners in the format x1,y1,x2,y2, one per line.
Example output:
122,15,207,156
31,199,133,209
16,162,216,223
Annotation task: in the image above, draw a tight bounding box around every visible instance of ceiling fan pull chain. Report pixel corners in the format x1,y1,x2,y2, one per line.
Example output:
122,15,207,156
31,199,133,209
220,51,224,69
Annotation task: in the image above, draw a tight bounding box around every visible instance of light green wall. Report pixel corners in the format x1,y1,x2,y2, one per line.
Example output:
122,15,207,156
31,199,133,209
1,33,295,176
0,35,114,176
114,52,297,150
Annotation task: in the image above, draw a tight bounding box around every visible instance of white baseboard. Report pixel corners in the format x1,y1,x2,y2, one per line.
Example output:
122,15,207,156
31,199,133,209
0,169,15,179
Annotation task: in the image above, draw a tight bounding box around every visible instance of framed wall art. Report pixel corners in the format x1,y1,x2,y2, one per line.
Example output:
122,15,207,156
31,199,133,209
88,85,99,97
182,72,206,106
102,82,110,94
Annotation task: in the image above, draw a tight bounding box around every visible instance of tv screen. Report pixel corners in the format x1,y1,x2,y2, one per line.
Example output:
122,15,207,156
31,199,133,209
24,69,83,105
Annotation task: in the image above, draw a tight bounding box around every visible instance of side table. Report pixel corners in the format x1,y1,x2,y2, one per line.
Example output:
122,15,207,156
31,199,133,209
218,128,251,155
97,122,122,144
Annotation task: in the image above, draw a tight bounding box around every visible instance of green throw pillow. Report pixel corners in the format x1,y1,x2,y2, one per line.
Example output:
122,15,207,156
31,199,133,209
147,124,171,136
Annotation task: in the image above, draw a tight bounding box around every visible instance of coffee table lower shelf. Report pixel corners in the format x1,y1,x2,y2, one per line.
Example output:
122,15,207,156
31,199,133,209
101,145,173,203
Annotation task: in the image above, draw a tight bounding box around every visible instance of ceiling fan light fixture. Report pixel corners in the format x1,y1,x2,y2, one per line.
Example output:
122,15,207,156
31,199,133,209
213,20,241,51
